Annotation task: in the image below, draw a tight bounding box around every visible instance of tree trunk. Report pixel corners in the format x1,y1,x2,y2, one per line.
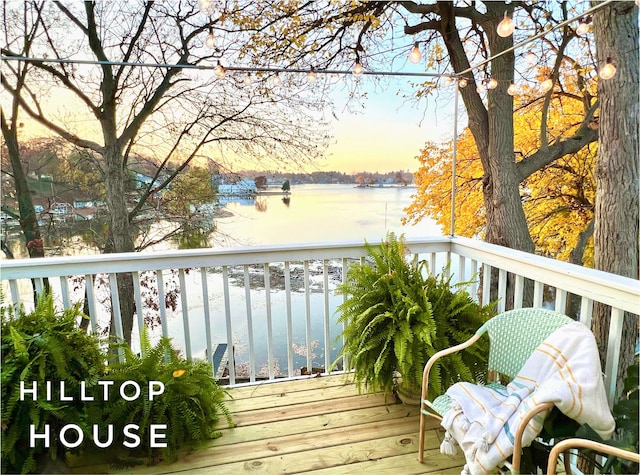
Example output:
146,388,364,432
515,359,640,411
103,145,137,344
3,125,46,260
591,0,639,398
441,2,535,255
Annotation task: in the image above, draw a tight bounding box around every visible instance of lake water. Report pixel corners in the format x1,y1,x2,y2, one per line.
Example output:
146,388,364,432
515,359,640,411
212,183,443,247
159,183,445,379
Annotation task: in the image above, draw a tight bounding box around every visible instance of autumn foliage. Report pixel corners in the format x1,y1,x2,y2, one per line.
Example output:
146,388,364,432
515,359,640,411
405,80,597,265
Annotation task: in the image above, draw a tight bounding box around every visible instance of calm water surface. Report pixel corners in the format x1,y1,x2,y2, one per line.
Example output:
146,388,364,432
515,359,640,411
213,183,442,247
160,184,444,377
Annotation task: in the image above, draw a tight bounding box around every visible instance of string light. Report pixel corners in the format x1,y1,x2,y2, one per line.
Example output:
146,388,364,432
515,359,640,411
497,12,515,37
205,29,217,49
525,52,536,65
458,78,468,88
243,73,252,86
598,58,617,79
636,0,640,6
214,61,225,78
352,62,364,77
576,17,590,36
408,42,422,64
443,77,454,86
307,69,317,83
507,82,517,95
272,72,282,86
199,0,211,13
477,82,486,94
540,77,553,92
487,77,498,89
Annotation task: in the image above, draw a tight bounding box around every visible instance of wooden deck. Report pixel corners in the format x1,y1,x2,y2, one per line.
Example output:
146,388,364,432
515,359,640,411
79,374,466,474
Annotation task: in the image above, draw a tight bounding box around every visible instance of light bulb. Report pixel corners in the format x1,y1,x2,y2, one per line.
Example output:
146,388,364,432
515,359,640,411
477,83,486,94
497,14,515,37
525,52,536,65
408,43,422,64
243,73,252,86
199,0,211,13
599,59,617,80
636,0,640,6
443,77,454,86
352,62,364,77
205,31,217,49
214,62,225,79
272,73,282,86
576,21,590,36
307,70,317,83
458,78,468,88
487,78,498,89
507,83,517,95
540,78,553,92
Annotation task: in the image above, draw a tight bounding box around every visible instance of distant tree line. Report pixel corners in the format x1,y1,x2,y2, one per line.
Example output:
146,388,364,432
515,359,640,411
244,170,414,186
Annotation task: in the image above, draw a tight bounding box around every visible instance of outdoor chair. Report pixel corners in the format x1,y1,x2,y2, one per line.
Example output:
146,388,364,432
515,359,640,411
418,307,615,475
546,438,640,475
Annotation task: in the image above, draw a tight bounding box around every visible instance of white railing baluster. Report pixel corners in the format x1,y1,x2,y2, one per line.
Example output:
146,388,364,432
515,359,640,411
533,281,544,308
341,257,349,371
554,288,567,314
222,266,236,385
429,253,436,275
482,264,491,307
132,272,144,352
243,265,255,382
497,269,507,313
156,270,168,339
84,274,98,332
34,277,43,296
200,268,213,371
263,263,274,380
304,260,312,373
444,251,452,278
470,259,478,300
323,259,330,373
9,280,20,312
108,273,124,340
178,269,192,361
513,275,524,310
284,261,294,378
579,297,593,327
60,276,70,309
458,256,466,288
604,307,624,406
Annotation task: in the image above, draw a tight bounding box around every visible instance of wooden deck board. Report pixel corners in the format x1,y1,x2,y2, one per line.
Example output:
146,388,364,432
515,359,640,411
86,374,466,474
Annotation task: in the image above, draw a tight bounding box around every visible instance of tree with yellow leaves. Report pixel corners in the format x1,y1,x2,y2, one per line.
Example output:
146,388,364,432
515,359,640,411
405,76,597,266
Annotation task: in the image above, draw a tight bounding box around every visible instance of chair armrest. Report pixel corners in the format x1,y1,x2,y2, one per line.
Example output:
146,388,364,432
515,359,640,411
509,402,554,473
421,332,482,403
546,438,640,475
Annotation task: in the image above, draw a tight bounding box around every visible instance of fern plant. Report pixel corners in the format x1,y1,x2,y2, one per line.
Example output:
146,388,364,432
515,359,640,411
1,293,104,474
95,328,233,465
334,232,493,400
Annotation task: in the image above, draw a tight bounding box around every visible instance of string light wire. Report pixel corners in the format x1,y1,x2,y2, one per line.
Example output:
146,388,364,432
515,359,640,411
1,0,615,84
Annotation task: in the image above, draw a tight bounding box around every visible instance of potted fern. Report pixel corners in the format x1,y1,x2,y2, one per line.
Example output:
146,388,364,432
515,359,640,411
334,232,493,403
1,293,104,474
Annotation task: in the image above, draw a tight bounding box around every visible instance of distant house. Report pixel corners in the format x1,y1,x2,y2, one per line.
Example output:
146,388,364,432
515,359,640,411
218,179,257,197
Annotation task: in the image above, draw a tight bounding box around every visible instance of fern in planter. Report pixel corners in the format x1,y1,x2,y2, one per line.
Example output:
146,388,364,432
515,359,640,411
94,329,233,465
334,232,493,400
1,293,104,474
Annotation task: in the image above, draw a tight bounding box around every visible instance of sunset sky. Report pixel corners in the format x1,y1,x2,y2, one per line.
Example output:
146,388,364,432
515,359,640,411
318,75,457,174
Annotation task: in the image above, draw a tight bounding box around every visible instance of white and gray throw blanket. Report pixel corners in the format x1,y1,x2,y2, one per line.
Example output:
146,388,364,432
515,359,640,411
439,321,615,475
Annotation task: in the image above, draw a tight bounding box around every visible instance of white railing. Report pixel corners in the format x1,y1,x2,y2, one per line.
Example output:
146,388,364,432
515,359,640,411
1,236,637,404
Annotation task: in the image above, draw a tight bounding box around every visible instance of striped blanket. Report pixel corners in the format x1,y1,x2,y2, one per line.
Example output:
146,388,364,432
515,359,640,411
440,321,615,475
